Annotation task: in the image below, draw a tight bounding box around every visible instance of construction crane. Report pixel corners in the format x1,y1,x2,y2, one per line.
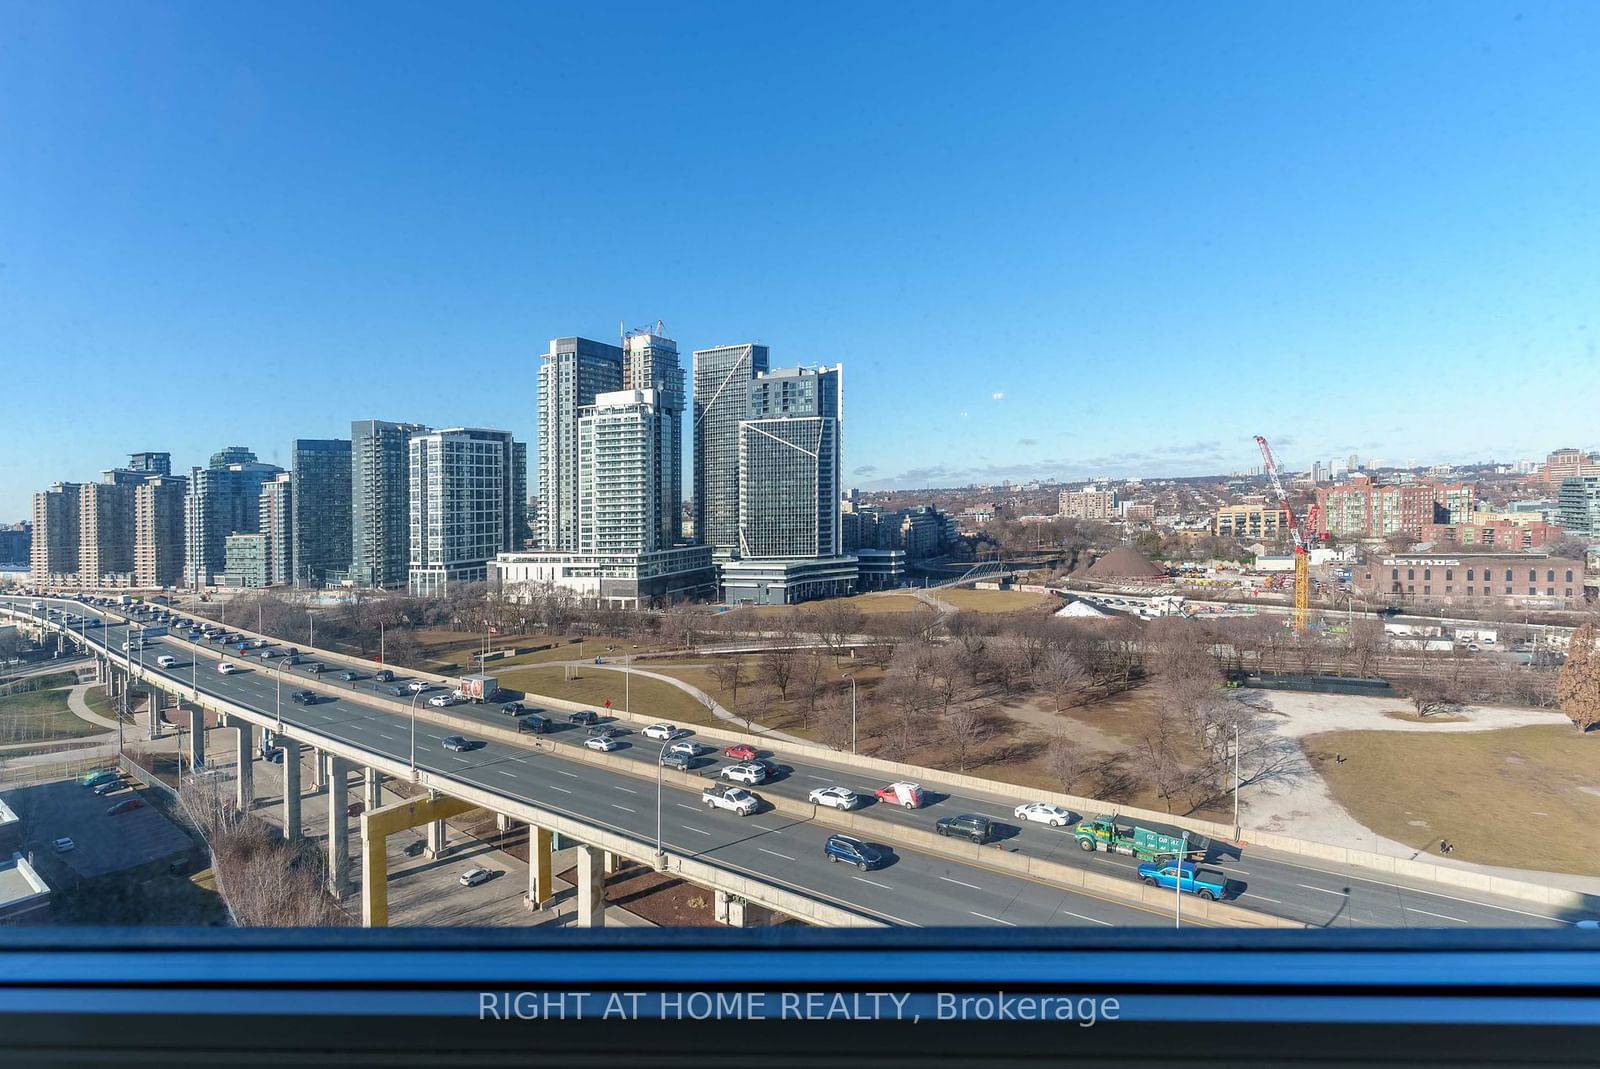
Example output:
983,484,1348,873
1253,434,1314,633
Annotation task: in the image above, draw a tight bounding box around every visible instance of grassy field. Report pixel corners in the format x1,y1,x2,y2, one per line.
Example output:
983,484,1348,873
0,683,104,744
1305,724,1600,875
497,664,718,725
83,685,119,722
738,593,930,617
936,588,1056,613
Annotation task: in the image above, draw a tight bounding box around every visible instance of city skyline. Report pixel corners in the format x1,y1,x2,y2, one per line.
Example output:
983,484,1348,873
5,4,1600,517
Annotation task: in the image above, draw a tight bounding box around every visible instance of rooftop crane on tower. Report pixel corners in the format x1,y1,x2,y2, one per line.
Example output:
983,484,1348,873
1253,435,1315,633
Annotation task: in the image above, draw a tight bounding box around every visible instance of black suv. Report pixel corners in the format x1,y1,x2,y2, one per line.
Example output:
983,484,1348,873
568,710,599,726
518,714,551,735
501,701,523,717
935,813,994,844
374,669,395,683
291,690,317,705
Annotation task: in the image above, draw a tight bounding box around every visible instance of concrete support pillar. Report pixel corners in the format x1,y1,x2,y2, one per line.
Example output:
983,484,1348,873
188,708,206,768
495,813,509,833
365,769,381,811
280,738,301,842
309,749,324,789
714,889,773,927
576,844,606,928
326,756,350,896
603,850,624,874
233,721,254,810
145,688,160,740
526,824,553,909
424,819,447,860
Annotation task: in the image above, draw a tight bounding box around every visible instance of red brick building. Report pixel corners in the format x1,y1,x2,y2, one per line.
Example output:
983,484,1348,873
1353,552,1585,608
1420,520,1553,551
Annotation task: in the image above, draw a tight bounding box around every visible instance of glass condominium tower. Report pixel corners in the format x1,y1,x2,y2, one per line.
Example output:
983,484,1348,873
737,365,843,559
538,337,624,550
351,419,429,587
291,438,352,587
693,343,770,555
623,326,684,547
407,427,522,596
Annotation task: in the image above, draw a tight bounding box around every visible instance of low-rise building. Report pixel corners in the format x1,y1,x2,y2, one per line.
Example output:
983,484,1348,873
1421,520,1553,550
719,555,859,606
222,533,269,588
854,548,906,591
1352,552,1585,608
1214,503,1290,540
492,546,716,610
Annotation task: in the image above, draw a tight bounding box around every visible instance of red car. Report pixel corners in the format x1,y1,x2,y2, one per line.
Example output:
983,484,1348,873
105,798,145,816
722,743,760,762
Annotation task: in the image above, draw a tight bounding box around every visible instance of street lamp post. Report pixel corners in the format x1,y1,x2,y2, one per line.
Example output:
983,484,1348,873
1232,721,1241,834
1176,832,1190,929
656,747,665,856
308,611,315,650
849,676,858,753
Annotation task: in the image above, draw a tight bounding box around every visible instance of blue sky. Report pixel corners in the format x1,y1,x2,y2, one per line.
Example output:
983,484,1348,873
3,1,1598,519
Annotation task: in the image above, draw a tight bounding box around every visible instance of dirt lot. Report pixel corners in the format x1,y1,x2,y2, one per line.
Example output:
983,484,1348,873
1305,724,1600,875
936,588,1056,613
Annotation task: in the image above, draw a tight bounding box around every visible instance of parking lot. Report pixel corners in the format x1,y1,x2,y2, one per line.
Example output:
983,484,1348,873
1,775,193,880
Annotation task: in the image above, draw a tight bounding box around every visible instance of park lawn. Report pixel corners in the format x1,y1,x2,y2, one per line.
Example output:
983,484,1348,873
0,685,104,743
497,665,717,726
936,588,1056,613
83,685,119,722
1304,724,1600,876
736,593,930,617
490,637,657,669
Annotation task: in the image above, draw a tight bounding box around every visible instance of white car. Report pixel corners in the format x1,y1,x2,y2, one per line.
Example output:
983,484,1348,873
1014,802,1074,828
407,680,431,693
52,837,75,852
217,662,238,675
720,763,767,785
459,867,492,887
667,741,711,758
584,735,621,752
808,786,862,810
643,723,684,741
428,693,458,707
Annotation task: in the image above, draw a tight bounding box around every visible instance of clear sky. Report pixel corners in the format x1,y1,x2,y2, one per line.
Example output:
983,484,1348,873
3,1,1598,519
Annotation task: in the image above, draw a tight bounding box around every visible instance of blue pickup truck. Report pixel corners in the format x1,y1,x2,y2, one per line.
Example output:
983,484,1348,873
1136,860,1229,901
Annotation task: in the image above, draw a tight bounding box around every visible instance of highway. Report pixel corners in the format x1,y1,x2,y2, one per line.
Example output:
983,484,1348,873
13,596,1593,929
14,598,1174,928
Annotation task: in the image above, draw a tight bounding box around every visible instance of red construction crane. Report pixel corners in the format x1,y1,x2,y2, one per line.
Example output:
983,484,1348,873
1253,435,1311,632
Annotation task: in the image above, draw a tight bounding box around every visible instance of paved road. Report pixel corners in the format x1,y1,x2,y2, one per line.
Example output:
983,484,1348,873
15,597,1594,929
15,601,1173,928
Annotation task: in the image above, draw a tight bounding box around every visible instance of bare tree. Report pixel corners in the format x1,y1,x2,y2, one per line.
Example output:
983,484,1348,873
942,706,989,771
815,690,855,751
710,656,747,715
1556,621,1600,732
1044,731,1092,793
1403,676,1462,717
759,648,799,701
1038,649,1088,711
812,601,863,662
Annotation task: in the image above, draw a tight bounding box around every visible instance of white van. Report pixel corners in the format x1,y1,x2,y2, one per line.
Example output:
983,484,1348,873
156,655,178,668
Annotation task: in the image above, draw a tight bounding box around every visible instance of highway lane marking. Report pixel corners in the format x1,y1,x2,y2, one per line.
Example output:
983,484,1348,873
1406,906,1468,924
805,775,834,782
613,786,637,794
749,825,778,832
1058,909,1114,926
970,911,1017,926
938,876,981,890
758,848,797,862
683,826,712,836
1258,858,1568,921
1242,893,1283,905
496,770,518,778
545,785,572,794
1296,883,1349,896
851,876,894,891
555,770,579,778
675,803,699,812
375,733,394,741
611,804,635,813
